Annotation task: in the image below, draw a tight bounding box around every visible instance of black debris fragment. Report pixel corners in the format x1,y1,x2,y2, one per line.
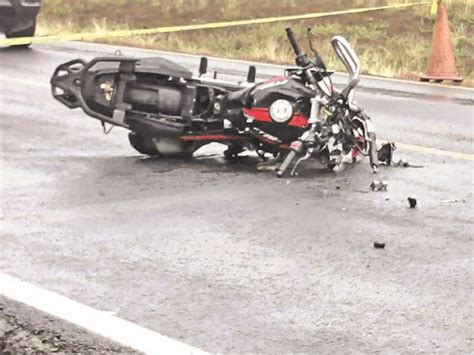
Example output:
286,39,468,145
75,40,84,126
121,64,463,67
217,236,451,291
408,197,417,208
378,142,396,165
377,142,424,168
373,242,386,249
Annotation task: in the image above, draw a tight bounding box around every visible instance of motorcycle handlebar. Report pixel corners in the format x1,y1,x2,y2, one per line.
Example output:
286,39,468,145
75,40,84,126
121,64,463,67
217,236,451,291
286,27,313,69
286,27,303,57
277,150,297,178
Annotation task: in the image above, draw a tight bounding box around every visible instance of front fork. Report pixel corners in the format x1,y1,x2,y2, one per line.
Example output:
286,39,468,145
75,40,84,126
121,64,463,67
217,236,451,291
363,117,378,173
276,96,322,178
368,132,379,173
276,140,305,178
277,117,379,177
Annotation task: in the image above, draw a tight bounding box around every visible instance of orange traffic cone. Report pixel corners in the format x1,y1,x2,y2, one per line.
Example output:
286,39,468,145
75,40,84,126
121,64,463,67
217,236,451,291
420,1,463,83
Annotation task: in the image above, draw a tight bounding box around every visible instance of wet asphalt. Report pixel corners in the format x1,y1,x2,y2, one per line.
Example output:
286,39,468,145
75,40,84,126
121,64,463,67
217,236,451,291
0,43,473,353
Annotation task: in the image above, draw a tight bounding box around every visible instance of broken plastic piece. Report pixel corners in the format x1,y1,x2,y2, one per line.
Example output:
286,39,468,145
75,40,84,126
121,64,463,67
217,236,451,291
378,142,396,165
373,242,385,249
370,180,388,191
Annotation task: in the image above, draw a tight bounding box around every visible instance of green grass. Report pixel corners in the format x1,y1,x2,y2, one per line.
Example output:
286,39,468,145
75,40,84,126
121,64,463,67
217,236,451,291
37,0,473,85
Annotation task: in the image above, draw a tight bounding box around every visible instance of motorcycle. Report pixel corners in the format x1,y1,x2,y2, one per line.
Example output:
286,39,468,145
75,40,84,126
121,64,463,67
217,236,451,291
51,27,379,177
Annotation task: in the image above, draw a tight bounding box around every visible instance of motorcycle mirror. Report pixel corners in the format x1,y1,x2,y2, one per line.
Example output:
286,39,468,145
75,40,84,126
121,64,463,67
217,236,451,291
331,36,360,82
247,66,256,83
199,57,208,76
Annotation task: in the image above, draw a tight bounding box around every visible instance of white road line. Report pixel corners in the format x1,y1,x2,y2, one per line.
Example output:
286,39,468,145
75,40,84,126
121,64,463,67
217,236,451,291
378,140,474,161
0,74,50,88
0,272,208,355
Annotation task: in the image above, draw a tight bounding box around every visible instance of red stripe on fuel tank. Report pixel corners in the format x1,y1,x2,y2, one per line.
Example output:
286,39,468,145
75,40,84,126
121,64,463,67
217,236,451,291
288,114,308,128
243,108,272,123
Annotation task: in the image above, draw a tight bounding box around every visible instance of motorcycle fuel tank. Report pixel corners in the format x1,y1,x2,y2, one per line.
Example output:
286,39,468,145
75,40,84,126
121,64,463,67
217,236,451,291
241,77,314,142
251,76,314,106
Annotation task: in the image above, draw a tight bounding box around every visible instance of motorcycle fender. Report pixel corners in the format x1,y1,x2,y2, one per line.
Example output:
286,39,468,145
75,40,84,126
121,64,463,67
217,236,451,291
365,119,375,134
352,115,374,140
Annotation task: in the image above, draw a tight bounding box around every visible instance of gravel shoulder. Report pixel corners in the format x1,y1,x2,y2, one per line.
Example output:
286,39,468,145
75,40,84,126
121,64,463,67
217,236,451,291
0,296,138,354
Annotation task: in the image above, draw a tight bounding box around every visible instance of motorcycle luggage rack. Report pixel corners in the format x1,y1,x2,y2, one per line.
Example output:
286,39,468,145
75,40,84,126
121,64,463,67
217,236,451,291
51,55,260,132
198,56,257,85
51,57,139,128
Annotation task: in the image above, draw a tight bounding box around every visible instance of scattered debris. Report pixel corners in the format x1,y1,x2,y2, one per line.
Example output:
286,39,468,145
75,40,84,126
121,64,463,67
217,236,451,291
393,159,424,168
370,180,388,191
408,197,417,208
378,142,396,165
373,242,386,249
377,142,424,168
442,198,466,203
394,159,409,167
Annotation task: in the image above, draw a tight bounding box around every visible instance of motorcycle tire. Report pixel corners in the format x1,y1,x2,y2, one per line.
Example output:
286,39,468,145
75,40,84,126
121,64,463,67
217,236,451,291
128,132,161,156
7,22,36,48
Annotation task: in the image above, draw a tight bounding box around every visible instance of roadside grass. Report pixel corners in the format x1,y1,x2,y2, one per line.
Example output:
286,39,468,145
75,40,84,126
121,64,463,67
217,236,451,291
37,0,473,85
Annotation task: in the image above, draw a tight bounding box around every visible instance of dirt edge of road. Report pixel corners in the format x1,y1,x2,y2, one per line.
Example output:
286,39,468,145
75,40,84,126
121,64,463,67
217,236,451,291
0,296,139,354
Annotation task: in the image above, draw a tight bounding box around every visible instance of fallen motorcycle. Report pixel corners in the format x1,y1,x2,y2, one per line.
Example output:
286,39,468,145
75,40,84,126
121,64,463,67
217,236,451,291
51,27,379,177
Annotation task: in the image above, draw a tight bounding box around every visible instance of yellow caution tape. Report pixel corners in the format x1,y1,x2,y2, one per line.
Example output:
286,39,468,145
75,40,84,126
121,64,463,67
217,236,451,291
431,0,439,15
1,2,430,47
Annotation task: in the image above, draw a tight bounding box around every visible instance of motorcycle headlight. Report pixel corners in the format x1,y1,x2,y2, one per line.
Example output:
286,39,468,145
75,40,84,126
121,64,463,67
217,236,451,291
269,99,293,123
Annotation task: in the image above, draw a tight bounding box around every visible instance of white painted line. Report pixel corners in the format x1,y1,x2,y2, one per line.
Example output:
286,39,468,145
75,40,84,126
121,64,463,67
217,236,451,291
0,272,208,355
0,74,50,88
379,139,474,161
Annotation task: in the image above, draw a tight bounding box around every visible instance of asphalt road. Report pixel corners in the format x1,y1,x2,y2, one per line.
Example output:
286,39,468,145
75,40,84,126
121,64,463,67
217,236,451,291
1,42,473,353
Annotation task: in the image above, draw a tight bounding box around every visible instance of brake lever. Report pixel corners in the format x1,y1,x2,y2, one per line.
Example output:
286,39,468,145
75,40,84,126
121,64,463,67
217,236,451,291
307,27,327,71
307,27,318,57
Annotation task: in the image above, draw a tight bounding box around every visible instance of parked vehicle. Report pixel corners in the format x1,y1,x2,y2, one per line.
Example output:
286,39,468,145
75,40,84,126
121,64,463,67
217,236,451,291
51,27,379,177
0,0,41,47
